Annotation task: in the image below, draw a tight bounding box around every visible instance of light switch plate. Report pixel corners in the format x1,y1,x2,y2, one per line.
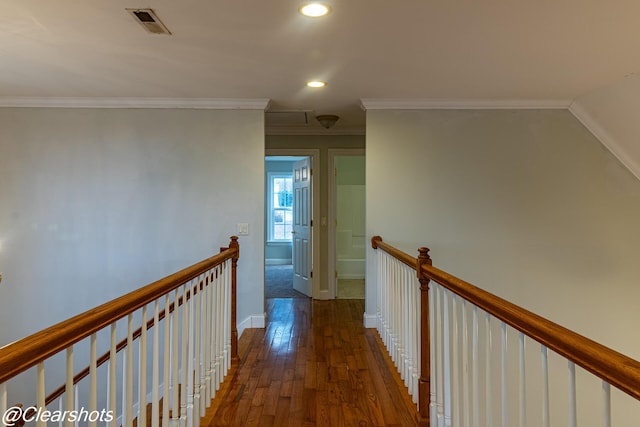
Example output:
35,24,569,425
237,223,249,235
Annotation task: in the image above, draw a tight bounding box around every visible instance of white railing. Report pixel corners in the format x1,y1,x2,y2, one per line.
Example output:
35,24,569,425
372,236,640,427
0,236,239,427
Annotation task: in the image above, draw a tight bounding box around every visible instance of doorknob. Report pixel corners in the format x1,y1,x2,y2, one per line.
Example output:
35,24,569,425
291,230,297,234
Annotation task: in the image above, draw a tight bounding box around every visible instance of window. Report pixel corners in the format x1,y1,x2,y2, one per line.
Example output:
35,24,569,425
268,173,293,241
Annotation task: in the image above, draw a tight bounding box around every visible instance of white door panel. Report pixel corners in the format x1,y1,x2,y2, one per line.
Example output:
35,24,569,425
292,158,312,297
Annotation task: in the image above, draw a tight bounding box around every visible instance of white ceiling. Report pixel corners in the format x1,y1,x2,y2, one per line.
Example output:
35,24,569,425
2,0,640,133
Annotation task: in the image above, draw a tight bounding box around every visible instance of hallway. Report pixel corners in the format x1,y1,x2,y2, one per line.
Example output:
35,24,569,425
203,298,418,426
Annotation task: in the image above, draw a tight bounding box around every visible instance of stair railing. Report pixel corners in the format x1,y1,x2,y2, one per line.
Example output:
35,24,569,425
372,235,640,427
0,236,239,427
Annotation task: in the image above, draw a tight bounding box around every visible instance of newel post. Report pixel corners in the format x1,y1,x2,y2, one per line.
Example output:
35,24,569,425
229,236,240,362
417,246,432,427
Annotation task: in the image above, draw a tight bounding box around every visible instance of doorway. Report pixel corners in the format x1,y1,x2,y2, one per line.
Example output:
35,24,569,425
264,150,320,299
328,149,366,299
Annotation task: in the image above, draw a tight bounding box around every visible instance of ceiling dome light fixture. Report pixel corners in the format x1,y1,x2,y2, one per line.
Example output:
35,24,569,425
299,3,331,17
306,80,326,88
316,114,340,129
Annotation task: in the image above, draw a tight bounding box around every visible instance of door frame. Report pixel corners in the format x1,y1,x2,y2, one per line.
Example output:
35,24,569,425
328,148,366,299
265,148,321,299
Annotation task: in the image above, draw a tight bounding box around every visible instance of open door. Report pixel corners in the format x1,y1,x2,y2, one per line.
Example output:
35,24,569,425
292,158,312,297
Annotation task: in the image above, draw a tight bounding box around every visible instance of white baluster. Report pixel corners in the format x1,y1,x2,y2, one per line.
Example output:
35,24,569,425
411,274,419,402
162,294,171,427
208,271,215,395
602,381,611,427
108,324,117,427
541,345,550,427
203,275,211,405
471,307,479,424
171,288,180,425
429,282,437,423
125,313,134,427
443,289,452,427
66,346,74,427
519,333,526,427
225,260,232,373
37,362,45,427
501,322,508,427
461,301,470,427
224,262,230,377
568,361,576,427
139,305,148,427
436,285,444,427
89,333,97,427
215,267,222,389
187,281,195,426
181,284,189,422
451,295,460,426
485,313,493,427
399,265,406,384
195,277,203,422
152,300,160,427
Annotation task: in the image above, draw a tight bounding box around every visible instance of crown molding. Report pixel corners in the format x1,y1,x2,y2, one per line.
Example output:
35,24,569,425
0,97,271,110
360,98,572,110
569,100,640,182
265,125,365,136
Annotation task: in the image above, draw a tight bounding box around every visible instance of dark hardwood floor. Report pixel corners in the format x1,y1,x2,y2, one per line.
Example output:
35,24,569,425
203,298,418,426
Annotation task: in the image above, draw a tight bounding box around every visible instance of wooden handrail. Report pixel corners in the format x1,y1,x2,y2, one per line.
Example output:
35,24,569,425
43,280,205,404
372,236,640,403
420,261,640,401
0,236,239,386
371,235,415,268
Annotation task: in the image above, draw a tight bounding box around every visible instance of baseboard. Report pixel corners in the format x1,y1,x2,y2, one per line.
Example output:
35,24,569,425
238,313,266,337
363,313,378,329
265,259,292,265
337,274,365,280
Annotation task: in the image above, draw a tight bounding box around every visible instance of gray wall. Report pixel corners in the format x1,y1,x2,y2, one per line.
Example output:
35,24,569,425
366,109,640,424
0,107,265,348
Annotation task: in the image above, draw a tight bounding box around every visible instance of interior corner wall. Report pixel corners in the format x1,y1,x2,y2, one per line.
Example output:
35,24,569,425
365,109,640,361
0,107,265,348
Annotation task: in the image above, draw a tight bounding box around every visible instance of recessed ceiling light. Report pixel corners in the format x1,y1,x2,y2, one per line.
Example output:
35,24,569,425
299,3,331,17
306,81,326,88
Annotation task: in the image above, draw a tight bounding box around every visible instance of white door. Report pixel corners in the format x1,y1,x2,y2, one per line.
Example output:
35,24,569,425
292,158,312,297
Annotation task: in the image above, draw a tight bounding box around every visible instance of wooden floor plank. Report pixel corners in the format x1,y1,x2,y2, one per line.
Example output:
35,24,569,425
204,298,418,426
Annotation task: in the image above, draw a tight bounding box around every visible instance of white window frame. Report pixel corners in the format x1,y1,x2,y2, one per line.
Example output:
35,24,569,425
267,172,293,243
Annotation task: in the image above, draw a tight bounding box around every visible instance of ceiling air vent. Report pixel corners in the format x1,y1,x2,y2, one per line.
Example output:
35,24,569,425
127,9,171,35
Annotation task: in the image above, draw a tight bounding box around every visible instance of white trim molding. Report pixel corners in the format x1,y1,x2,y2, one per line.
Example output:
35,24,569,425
360,98,572,110
363,313,377,329
0,97,271,110
569,101,640,182
237,313,266,337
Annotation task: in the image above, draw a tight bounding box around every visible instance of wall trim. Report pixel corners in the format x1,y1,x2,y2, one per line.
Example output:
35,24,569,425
0,97,271,110
360,98,572,110
363,313,377,329
237,313,266,337
569,101,640,182
265,258,292,265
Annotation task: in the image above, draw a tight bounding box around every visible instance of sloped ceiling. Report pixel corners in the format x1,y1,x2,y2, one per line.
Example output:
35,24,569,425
571,74,640,181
